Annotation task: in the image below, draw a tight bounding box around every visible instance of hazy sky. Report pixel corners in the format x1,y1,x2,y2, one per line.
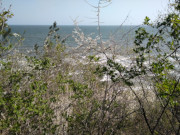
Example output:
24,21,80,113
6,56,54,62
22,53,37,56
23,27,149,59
2,0,169,25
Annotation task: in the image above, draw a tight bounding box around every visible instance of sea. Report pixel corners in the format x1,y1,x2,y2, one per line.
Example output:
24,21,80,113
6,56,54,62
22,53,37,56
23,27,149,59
7,25,180,76
10,25,141,51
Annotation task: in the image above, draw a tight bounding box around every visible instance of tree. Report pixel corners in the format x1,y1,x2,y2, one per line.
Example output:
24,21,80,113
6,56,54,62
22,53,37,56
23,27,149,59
104,0,180,134
0,5,13,57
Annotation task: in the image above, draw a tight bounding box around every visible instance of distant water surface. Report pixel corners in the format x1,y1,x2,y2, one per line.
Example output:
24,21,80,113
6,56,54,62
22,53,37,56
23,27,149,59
10,25,155,51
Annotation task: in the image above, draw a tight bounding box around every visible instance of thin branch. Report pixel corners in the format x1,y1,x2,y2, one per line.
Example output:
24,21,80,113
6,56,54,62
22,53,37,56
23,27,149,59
129,85,153,134
152,78,180,134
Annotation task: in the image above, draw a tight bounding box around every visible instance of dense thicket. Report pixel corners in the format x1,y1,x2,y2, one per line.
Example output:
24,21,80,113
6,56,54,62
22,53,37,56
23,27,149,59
0,0,179,134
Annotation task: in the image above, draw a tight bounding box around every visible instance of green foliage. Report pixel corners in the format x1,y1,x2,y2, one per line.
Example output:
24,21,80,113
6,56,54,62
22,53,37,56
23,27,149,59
0,79,56,134
88,55,100,62
144,16,151,25
44,22,65,54
62,79,97,134
92,0,180,134
0,52,57,134
69,80,93,99
26,56,51,70
0,8,14,57
0,19,63,134
132,0,180,134
157,79,180,106
0,0,180,134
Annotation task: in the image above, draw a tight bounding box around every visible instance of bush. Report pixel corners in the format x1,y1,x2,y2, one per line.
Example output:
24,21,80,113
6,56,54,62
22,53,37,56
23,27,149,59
0,0,179,135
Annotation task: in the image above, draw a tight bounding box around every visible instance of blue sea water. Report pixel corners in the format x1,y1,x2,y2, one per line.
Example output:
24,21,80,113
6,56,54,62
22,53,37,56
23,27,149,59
10,25,139,51
9,25,180,77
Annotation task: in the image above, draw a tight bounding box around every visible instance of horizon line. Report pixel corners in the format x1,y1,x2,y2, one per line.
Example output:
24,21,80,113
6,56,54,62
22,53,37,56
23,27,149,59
9,24,141,26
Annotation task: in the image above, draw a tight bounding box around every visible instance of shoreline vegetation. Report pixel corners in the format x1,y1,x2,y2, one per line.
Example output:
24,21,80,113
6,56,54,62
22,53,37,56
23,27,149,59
1,0,180,134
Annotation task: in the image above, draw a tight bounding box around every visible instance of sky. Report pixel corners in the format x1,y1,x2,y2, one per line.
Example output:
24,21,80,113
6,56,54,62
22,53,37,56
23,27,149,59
2,0,170,25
